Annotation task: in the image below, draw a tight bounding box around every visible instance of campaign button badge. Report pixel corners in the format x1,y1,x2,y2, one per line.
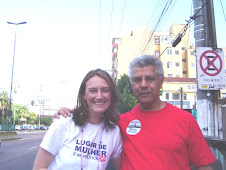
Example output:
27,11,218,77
126,119,141,135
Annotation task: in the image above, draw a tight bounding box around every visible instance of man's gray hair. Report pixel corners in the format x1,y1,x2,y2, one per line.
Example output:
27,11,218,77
129,55,164,80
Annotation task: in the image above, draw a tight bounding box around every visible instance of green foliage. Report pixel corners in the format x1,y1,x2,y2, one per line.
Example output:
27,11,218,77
13,104,29,120
31,100,35,106
0,92,52,126
13,81,20,94
116,74,137,114
160,87,163,96
40,117,52,126
12,104,38,125
0,91,10,122
27,112,38,124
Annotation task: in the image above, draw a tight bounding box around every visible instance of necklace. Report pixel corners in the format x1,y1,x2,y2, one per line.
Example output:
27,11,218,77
80,123,104,170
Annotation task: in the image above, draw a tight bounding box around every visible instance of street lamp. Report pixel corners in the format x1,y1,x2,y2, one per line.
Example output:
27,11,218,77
7,21,27,131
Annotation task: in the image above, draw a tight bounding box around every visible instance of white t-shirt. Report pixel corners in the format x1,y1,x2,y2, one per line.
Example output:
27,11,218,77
40,115,122,170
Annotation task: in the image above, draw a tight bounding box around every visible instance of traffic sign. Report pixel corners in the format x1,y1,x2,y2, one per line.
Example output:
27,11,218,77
196,47,225,90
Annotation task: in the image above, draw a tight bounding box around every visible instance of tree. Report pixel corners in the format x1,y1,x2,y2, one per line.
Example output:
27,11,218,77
12,104,29,124
12,104,39,125
0,91,10,122
31,100,35,106
27,112,38,124
116,74,137,114
13,81,20,94
40,117,52,126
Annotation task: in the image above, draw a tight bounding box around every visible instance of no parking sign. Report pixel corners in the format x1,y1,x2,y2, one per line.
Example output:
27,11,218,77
197,47,225,90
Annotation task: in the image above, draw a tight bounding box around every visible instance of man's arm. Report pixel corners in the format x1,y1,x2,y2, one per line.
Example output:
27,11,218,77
54,107,74,118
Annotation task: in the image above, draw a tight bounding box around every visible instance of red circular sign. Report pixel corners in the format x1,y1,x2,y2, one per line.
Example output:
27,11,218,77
199,50,222,76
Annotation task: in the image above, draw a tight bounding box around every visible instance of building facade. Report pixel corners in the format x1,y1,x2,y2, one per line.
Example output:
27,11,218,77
112,24,226,109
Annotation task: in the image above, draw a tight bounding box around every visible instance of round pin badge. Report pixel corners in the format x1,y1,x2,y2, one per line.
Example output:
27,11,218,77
126,119,141,135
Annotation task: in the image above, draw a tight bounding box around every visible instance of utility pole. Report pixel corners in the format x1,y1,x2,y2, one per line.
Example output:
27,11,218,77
180,87,183,109
7,21,27,131
193,0,222,138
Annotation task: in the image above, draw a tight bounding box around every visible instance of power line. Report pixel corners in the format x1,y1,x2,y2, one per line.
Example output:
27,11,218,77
107,0,115,58
139,0,176,55
108,0,115,40
158,0,208,58
99,0,102,57
134,0,167,56
143,1,176,53
118,0,127,34
219,0,226,21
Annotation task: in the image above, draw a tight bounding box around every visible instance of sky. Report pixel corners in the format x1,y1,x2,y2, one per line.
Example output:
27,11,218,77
0,0,225,109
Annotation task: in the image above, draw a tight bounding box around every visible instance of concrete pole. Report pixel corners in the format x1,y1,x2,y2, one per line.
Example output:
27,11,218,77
193,0,222,138
180,87,183,109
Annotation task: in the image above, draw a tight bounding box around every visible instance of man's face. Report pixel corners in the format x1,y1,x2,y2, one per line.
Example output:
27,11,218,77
131,65,163,110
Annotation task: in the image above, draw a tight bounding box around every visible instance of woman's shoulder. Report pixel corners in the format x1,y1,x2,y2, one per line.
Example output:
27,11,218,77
107,122,121,133
52,115,74,126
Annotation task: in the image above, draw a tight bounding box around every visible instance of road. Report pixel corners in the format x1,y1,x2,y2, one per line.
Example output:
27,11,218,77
0,131,46,170
1,131,224,169
0,131,115,170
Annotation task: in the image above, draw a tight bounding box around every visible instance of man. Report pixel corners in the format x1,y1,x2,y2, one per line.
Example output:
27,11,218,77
56,55,216,169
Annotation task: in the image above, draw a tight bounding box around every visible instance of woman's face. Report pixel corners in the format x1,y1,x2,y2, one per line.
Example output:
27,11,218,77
83,76,111,116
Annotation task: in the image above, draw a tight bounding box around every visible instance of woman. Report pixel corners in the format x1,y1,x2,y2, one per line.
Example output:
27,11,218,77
33,69,122,170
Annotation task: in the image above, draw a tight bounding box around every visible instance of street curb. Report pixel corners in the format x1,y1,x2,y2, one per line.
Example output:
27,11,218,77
0,131,18,141
0,130,47,142
1,137,21,141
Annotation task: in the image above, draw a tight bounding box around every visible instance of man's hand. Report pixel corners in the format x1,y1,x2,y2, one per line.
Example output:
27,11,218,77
54,107,74,119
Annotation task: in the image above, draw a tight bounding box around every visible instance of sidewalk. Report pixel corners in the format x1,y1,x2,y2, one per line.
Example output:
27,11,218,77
0,131,20,141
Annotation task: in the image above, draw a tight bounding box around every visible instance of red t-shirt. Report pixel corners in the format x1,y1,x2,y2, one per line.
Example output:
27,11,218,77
118,103,216,170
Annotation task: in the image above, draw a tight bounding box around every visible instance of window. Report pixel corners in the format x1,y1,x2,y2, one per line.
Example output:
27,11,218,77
172,93,180,100
191,63,195,67
188,85,191,89
167,62,172,68
183,71,187,74
39,100,45,105
167,49,172,55
175,62,180,67
190,51,195,55
154,38,159,44
155,50,160,57
166,93,169,100
113,38,121,44
182,47,185,50
168,74,173,77
161,36,172,44
192,85,196,89
113,48,117,52
166,37,172,44
175,50,179,55
183,94,187,100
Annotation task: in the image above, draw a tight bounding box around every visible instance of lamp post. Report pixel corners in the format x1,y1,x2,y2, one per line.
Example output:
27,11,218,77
7,21,27,131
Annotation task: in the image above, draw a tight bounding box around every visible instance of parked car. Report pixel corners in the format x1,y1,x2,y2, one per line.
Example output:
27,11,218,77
40,126,47,130
15,125,21,130
33,125,38,130
21,125,29,130
28,125,35,130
